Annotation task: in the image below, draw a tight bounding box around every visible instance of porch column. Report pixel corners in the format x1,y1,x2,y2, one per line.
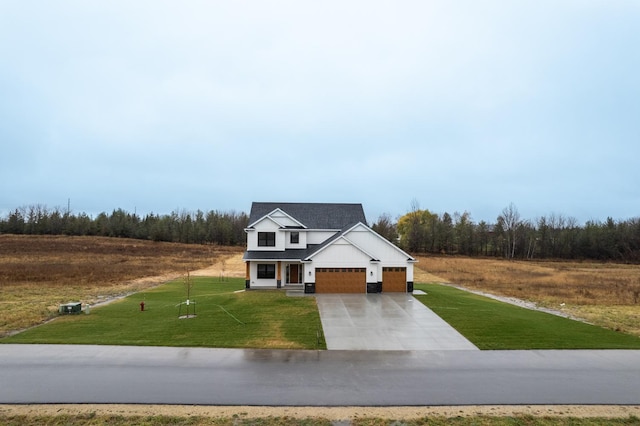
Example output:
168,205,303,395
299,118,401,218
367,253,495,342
245,262,250,289
277,261,282,288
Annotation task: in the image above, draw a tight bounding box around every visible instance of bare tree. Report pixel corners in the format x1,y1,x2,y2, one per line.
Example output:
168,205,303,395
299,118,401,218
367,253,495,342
372,213,397,242
499,202,521,259
178,271,196,318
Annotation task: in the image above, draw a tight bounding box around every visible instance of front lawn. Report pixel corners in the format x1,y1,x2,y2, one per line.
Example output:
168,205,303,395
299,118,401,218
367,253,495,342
6,278,639,351
3,277,326,349
414,283,640,350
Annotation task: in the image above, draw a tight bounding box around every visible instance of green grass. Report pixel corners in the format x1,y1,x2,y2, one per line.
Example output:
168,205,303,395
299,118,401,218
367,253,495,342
414,283,640,350
2,278,326,349
5,278,640,351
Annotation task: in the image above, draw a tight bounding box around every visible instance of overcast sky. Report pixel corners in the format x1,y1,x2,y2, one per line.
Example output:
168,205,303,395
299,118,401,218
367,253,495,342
1,1,638,224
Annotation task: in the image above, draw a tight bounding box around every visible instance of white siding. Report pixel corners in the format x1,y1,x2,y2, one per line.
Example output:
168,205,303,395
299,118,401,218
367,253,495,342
247,218,285,251
270,211,301,227
345,224,409,265
249,262,281,288
306,240,376,283
284,230,307,249
312,240,371,266
307,231,338,244
343,224,415,284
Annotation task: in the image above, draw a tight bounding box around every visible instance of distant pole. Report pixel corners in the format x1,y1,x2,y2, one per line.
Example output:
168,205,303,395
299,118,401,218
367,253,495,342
67,198,71,215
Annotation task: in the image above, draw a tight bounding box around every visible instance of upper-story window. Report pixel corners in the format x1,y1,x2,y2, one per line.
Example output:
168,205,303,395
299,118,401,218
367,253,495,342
290,232,299,244
258,232,276,247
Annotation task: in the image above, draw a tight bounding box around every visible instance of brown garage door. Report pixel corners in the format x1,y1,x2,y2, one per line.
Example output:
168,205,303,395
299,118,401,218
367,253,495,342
315,268,366,293
382,267,407,292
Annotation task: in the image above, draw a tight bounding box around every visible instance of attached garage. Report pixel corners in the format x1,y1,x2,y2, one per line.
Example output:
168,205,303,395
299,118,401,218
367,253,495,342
244,203,416,293
315,268,366,293
382,267,407,292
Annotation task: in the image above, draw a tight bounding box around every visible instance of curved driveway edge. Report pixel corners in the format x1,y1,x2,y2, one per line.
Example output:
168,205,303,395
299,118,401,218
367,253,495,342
315,294,478,350
2,345,640,405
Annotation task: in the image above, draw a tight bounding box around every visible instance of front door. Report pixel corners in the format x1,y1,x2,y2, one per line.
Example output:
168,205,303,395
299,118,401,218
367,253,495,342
289,264,300,284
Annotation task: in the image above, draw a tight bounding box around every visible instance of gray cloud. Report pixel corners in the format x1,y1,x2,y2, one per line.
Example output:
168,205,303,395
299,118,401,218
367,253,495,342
1,1,639,223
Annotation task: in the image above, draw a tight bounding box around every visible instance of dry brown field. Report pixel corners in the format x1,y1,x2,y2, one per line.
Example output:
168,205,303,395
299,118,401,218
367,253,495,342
0,235,243,337
415,255,640,337
2,235,639,340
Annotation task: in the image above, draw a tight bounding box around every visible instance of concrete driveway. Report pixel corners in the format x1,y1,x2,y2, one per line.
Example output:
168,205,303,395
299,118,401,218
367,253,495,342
315,293,478,350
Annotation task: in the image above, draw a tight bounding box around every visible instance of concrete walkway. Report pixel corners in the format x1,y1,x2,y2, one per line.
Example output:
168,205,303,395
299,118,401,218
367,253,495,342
315,294,478,350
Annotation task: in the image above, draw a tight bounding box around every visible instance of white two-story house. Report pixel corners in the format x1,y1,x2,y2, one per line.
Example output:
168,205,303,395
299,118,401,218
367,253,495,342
243,202,416,293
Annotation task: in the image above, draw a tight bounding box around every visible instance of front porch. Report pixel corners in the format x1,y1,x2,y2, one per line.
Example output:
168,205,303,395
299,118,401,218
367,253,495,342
245,260,306,289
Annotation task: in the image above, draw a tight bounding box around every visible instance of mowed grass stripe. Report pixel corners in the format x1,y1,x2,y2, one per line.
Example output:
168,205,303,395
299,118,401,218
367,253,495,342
3,278,326,350
414,283,640,350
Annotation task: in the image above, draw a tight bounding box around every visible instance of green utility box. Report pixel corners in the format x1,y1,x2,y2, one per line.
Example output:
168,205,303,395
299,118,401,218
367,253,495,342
59,302,82,314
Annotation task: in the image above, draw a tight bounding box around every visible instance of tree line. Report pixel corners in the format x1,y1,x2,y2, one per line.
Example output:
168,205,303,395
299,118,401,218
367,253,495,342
4,202,639,262
0,204,248,245
373,202,640,263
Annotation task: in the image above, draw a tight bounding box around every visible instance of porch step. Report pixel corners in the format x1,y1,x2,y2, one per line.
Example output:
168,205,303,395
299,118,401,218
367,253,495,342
284,284,304,290
284,283,305,297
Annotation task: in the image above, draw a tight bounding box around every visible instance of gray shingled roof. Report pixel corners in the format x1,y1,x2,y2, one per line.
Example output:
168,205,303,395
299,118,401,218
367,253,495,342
248,202,367,229
243,248,315,261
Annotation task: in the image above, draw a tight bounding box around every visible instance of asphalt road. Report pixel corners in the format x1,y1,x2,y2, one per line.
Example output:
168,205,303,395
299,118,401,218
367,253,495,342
1,344,640,405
